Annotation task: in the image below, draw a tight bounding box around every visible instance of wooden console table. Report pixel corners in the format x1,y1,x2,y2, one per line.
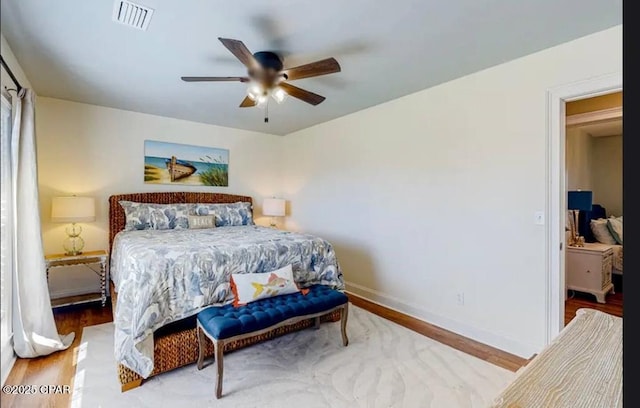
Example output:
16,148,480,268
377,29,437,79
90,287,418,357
45,250,109,307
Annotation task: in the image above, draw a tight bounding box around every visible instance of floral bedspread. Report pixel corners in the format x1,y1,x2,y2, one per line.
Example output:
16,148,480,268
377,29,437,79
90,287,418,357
110,226,344,378
611,244,623,272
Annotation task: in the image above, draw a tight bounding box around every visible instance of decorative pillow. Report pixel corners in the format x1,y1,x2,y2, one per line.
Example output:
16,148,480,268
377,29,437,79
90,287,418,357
606,216,623,245
590,218,617,245
230,264,307,307
119,201,191,231
188,215,216,229
192,201,254,227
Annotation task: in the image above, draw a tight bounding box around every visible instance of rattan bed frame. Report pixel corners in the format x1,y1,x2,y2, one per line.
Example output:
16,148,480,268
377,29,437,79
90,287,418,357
108,192,340,392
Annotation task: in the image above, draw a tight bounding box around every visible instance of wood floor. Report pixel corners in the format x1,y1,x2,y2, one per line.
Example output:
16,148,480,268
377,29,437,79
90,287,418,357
1,302,113,408
564,289,623,325
346,293,529,372
1,290,622,407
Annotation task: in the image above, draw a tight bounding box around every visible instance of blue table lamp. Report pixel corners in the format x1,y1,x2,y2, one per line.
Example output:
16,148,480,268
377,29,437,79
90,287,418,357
568,190,592,247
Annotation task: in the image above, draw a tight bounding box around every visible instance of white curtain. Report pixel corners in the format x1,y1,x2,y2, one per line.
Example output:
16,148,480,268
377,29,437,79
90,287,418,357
10,88,74,357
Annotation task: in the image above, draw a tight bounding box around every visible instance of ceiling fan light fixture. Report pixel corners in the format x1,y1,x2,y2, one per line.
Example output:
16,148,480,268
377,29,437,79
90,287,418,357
271,87,288,104
255,94,269,108
246,82,264,101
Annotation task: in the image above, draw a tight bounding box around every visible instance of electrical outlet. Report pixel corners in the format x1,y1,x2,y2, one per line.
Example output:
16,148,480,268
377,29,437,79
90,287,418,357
456,292,465,306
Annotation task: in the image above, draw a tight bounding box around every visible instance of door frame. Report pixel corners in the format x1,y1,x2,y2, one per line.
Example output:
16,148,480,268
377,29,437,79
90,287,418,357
545,71,622,344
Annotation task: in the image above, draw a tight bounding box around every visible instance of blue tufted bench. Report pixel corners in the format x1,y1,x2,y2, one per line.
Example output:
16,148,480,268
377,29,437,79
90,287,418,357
196,284,349,398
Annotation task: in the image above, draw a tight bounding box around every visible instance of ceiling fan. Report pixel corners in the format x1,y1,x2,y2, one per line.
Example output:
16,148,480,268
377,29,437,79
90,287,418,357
181,37,341,122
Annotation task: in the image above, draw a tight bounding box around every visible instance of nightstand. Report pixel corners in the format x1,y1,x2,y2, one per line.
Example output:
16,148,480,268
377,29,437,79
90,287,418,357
566,243,614,303
45,250,109,308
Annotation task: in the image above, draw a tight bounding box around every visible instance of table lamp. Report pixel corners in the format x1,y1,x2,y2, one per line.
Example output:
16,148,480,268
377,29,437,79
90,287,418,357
262,198,285,228
51,196,96,255
567,190,592,247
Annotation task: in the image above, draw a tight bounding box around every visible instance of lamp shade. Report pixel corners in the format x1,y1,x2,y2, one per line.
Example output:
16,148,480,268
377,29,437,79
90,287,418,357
567,191,593,211
263,198,285,217
51,196,96,223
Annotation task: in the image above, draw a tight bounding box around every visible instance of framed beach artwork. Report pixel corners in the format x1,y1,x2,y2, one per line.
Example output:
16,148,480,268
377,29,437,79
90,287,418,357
144,140,229,186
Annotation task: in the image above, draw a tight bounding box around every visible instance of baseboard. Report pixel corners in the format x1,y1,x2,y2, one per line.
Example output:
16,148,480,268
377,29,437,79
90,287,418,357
345,281,538,359
1,342,16,386
50,285,102,300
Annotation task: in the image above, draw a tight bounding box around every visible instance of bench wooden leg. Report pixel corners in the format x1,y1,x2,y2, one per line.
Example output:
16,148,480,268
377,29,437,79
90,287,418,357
340,303,349,347
121,378,143,392
215,340,224,399
199,302,347,398
197,324,206,370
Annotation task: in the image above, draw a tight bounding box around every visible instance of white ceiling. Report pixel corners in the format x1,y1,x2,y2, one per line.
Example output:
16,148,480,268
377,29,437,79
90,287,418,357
0,0,621,135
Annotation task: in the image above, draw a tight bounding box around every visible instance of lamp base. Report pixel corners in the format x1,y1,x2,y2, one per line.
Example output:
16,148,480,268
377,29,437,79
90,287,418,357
568,210,585,247
63,225,85,256
569,235,585,247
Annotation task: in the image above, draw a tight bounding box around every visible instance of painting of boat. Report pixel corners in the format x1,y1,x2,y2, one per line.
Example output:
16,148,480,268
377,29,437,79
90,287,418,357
144,140,229,186
165,156,197,181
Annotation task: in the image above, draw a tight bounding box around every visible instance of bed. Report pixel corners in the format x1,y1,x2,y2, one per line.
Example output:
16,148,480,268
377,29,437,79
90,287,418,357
576,205,623,275
108,192,345,391
609,244,623,275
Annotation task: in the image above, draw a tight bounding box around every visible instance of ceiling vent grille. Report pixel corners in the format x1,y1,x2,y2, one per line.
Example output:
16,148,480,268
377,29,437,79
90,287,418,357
112,0,154,31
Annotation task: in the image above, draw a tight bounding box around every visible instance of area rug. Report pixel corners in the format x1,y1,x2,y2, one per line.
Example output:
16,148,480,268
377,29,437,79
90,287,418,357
71,304,514,408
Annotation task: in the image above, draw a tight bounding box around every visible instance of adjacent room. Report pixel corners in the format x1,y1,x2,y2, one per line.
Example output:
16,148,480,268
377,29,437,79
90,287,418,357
564,92,623,325
0,1,623,407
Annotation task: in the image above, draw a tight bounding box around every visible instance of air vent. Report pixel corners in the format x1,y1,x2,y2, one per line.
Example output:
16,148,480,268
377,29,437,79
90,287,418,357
112,0,154,31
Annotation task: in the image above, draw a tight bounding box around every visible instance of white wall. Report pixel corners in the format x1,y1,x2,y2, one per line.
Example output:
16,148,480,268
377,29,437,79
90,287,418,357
565,127,593,191
565,130,622,217
36,98,283,298
281,25,622,358
1,32,34,386
592,135,623,216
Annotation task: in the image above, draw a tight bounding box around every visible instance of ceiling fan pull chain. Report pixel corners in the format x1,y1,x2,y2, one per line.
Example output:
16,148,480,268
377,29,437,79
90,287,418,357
264,100,269,123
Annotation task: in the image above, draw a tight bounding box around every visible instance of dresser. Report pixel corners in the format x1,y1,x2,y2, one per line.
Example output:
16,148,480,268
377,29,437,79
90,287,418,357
566,243,614,303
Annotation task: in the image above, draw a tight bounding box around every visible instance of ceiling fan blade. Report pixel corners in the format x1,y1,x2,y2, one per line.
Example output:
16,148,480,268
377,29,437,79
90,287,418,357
181,76,249,82
279,82,325,105
282,58,341,81
239,96,256,108
218,38,260,70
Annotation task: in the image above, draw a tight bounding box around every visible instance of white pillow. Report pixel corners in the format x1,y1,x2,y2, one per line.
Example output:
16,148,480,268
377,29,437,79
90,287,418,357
606,216,623,245
230,264,300,306
590,218,617,245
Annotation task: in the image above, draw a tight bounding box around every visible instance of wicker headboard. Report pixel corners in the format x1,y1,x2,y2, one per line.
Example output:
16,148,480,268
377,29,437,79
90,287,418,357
108,192,253,253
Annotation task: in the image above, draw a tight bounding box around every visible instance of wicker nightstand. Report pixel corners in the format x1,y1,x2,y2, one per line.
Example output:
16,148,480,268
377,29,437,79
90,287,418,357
45,250,109,307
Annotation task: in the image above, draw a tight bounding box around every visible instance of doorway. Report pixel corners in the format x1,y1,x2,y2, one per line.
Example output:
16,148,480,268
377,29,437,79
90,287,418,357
545,72,622,345
564,93,622,324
